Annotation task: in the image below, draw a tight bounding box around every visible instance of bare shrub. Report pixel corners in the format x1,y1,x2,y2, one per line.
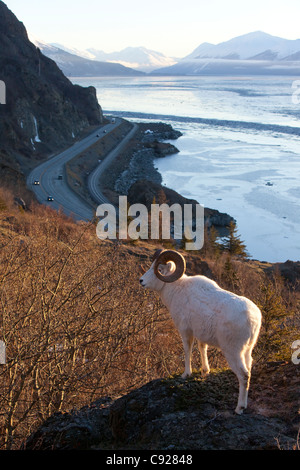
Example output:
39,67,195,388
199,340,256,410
0,199,299,448
0,212,167,448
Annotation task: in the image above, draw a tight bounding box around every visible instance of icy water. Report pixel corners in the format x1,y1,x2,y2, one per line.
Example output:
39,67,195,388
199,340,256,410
72,76,300,262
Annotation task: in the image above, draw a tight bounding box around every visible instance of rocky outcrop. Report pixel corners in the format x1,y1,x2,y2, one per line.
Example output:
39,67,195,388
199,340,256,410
127,179,234,233
112,123,182,195
0,2,103,178
144,140,180,158
103,122,233,233
24,362,299,450
140,123,182,142
114,150,163,194
265,260,300,285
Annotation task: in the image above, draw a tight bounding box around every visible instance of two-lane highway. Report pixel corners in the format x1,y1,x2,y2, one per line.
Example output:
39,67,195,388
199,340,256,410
88,123,138,205
27,118,133,221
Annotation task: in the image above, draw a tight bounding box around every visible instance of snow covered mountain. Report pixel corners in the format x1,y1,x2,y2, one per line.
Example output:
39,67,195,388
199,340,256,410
32,31,300,77
152,31,300,75
33,37,176,73
184,31,300,61
31,38,144,77
85,46,177,72
50,43,95,60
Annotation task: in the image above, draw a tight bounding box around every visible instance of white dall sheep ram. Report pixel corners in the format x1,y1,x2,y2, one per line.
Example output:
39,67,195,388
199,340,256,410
139,249,262,414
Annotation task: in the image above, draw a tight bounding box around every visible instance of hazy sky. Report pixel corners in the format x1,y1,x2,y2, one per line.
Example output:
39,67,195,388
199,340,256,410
4,0,300,57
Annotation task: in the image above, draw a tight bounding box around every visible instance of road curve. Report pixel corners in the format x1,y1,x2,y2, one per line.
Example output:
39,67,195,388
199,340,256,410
88,123,138,205
27,118,134,221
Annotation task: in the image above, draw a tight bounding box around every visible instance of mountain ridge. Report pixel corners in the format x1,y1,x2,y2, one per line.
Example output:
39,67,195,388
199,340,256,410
183,31,300,61
37,31,300,76
151,31,300,76
31,38,145,77
85,46,177,72
32,39,177,73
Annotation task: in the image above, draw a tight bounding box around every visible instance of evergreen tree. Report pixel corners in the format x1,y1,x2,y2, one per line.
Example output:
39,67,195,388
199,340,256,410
256,280,291,361
209,225,221,258
222,255,241,291
225,221,248,258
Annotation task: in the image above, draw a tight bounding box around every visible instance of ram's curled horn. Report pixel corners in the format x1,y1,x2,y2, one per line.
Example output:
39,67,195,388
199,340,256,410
154,250,186,283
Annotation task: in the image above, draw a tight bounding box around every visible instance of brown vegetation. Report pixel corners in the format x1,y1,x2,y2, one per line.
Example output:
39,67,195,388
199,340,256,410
0,187,299,449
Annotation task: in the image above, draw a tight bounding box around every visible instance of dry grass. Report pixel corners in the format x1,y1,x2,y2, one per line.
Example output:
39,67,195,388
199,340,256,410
0,187,298,449
0,192,178,448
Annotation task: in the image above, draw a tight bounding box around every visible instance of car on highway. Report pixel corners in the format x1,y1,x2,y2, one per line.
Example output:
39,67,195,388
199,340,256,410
33,180,39,185
47,196,54,201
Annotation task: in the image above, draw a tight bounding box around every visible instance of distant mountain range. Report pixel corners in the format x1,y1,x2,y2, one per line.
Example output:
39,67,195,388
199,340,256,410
33,31,300,77
153,31,300,75
32,39,145,77
84,46,177,73
184,31,300,60
33,39,176,75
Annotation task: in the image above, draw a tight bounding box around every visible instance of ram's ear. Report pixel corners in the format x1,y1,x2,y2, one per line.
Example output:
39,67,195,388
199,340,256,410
158,261,173,275
139,264,146,274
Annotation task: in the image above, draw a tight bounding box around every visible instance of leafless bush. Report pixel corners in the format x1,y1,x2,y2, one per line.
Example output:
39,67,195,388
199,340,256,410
0,210,169,449
0,201,298,448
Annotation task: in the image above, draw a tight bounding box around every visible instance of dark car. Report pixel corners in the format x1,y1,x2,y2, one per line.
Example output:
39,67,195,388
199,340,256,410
47,196,54,201
33,180,39,185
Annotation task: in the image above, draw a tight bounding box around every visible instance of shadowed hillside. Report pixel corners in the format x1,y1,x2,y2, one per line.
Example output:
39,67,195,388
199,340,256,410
0,1,103,184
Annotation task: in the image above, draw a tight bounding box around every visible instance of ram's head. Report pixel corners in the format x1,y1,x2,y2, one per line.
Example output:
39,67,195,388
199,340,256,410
140,249,186,290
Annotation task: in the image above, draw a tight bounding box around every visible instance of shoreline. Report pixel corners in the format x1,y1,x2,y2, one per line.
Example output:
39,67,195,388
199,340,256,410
101,121,183,200
64,119,183,206
63,118,300,281
66,119,236,235
101,120,236,235
15,115,300,284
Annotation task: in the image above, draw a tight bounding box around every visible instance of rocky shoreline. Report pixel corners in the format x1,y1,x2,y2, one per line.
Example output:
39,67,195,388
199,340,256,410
98,120,235,233
98,121,182,197
64,119,235,235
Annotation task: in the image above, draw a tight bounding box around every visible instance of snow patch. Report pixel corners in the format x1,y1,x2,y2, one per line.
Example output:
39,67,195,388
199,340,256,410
32,116,41,143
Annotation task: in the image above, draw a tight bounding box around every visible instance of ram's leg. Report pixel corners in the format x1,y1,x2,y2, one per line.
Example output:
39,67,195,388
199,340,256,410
197,341,210,375
224,350,250,414
235,366,250,415
244,345,253,372
181,331,194,378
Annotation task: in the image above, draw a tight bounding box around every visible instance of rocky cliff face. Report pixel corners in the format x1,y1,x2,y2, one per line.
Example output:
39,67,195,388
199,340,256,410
0,1,103,178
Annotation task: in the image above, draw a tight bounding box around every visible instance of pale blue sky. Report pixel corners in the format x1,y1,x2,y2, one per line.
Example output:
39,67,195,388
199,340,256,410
4,0,300,57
